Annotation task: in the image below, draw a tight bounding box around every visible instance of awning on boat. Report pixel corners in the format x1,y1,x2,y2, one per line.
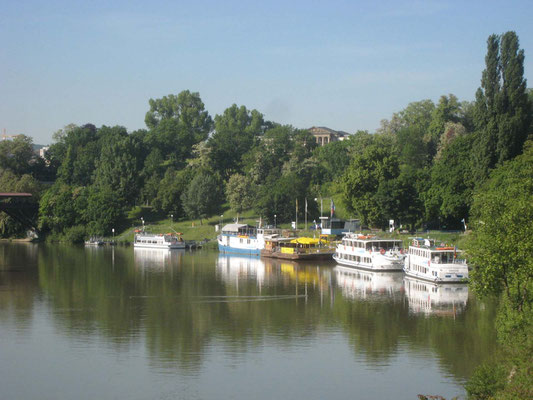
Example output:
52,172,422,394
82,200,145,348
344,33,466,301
290,237,322,245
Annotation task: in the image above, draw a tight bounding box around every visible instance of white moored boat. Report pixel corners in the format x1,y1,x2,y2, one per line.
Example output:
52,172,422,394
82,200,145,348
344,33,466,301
333,233,405,271
133,233,186,249
403,238,468,283
217,224,281,255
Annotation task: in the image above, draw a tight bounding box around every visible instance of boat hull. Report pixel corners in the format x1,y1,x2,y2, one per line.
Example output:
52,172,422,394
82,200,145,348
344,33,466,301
403,254,468,283
333,254,404,271
261,249,334,260
218,243,261,255
134,242,185,249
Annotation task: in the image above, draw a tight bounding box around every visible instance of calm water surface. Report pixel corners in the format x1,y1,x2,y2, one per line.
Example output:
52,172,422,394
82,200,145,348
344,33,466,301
0,243,498,400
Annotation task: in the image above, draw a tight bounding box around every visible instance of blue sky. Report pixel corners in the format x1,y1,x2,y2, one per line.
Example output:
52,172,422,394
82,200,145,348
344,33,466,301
1,0,532,144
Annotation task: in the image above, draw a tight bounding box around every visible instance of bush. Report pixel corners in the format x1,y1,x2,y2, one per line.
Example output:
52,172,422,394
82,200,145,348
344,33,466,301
63,225,87,244
466,363,507,400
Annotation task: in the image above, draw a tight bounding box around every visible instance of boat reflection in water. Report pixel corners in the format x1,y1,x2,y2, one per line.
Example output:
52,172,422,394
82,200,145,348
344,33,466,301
334,265,403,300
216,254,268,288
216,255,334,298
133,247,184,269
403,276,468,317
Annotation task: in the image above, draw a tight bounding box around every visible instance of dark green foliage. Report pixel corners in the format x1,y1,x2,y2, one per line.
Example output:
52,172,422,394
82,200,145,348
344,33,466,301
38,184,88,233
253,172,309,224
0,169,41,237
426,94,462,157
376,168,426,230
473,32,532,182
0,135,38,176
145,91,212,138
93,130,143,206
207,104,264,178
311,139,351,184
63,225,87,244
226,173,256,215
181,172,223,223
56,124,100,186
467,141,533,310
341,135,400,228
425,134,475,227
465,141,533,399
144,91,213,172
465,363,507,400
153,168,193,215
84,186,125,235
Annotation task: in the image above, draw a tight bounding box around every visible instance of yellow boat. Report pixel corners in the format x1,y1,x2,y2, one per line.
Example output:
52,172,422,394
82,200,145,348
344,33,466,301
260,236,335,260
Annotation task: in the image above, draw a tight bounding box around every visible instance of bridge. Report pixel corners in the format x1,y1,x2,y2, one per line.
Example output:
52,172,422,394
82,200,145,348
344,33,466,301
0,193,39,232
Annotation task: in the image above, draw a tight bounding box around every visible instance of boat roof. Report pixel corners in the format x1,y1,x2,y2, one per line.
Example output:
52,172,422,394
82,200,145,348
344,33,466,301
409,238,457,251
342,233,402,242
290,237,324,245
221,223,254,232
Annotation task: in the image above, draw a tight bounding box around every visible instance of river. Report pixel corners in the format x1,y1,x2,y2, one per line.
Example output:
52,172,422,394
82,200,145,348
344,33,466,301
0,243,498,400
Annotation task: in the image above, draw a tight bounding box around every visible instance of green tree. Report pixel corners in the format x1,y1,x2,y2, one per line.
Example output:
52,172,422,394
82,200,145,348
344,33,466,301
144,91,213,169
153,168,193,215
145,91,213,137
0,169,41,237
225,173,256,219
38,184,88,234
341,135,399,228
0,135,38,176
83,186,125,235
207,104,265,178
425,134,475,228
467,140,533,312
473,32,532,182
56,124,100,186
93,128,143,206
426,94,462,157
253,172,308,225
180,172,223,224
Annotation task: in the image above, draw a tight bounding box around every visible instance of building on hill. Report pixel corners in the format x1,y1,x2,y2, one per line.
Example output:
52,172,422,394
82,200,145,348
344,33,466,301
308,127,349,146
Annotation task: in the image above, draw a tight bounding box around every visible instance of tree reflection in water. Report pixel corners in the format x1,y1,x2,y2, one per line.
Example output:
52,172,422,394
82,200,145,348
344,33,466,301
1,243,498,384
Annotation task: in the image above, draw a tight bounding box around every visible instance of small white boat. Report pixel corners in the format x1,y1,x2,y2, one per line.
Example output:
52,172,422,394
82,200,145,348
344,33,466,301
403,238,468,283
133,233,186,249
85,237,104,246
333,233,405,271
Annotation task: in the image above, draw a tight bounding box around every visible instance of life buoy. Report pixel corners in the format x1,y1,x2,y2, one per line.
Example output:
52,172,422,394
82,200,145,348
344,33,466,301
400,249,404,254
380,248,385,255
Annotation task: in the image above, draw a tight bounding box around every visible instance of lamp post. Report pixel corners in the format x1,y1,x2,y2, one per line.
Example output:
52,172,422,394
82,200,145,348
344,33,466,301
170,214,173,222
274,214,277,228
314,197,323,218
140,217,144,232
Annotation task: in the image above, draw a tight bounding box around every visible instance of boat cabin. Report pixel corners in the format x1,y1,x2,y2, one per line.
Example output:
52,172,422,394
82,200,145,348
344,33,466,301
341,234,403,252
221,223,257,238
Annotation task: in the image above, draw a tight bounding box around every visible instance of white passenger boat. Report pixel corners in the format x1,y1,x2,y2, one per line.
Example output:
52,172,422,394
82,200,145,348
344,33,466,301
333,233,405,271
403,238,468,283
217,224,281,255
403,276,468,316
133,233,186,249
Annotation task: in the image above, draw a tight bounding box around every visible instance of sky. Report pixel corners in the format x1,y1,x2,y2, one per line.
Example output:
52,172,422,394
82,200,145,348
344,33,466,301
1,0,533,144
